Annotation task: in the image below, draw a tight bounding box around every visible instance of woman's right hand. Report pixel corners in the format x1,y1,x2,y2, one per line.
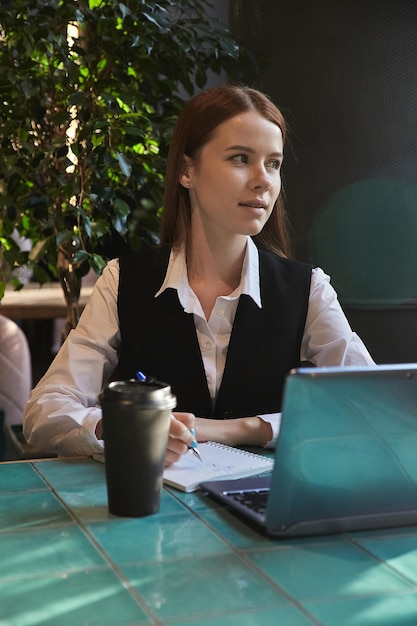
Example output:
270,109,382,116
165,412,196,467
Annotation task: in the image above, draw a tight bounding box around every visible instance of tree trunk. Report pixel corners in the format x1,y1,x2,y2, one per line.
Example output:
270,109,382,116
57,248,81,343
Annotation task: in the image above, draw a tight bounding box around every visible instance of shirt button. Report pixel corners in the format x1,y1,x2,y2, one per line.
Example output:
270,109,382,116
215,308,224,317
204,341,212,350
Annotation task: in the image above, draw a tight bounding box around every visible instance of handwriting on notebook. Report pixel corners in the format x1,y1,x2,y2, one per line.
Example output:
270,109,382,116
163,441,274,492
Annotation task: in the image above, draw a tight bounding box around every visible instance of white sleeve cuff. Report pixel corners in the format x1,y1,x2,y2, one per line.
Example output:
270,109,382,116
259,412,282,449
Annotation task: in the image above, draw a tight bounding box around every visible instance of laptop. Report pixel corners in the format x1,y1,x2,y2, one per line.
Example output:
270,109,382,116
200,363,417,538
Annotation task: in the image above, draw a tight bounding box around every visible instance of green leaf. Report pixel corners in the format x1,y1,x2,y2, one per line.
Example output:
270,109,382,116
115,152,132,178
90,253,106,275
73,249,89,264
119,3,131,19
68,92,89,106
142,12,163,29
32,264,52,284
113,197,130,216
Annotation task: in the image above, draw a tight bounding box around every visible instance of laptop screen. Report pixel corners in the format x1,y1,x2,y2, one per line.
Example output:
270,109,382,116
265,364,417,535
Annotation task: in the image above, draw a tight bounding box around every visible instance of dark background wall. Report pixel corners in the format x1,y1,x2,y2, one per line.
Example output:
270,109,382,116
229,0,417,264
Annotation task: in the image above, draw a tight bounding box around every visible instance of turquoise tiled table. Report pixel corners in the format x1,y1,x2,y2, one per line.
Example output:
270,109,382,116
2,458,417,626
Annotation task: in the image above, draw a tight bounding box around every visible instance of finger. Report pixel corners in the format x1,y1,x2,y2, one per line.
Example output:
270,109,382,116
172,411,195,431
167,431,190,455
164,450,183,467
164,430,190,467
164,438,189,467
170,413,195,446
164,414,196,467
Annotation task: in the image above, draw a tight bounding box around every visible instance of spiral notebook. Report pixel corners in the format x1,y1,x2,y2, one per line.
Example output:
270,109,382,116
163,441,274,493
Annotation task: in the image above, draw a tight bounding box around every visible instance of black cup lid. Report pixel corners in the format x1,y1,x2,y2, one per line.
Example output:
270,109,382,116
99,379,177,410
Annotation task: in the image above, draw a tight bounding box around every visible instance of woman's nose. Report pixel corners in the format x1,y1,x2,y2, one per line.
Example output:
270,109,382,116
250,165,270,190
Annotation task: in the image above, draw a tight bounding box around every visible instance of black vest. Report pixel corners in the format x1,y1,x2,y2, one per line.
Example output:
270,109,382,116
117,246,311,418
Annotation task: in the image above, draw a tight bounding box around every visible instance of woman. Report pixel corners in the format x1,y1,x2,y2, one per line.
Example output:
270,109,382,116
23,84,374,465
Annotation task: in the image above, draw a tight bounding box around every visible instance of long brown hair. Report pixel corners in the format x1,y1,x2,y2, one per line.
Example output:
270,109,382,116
160,84,293,257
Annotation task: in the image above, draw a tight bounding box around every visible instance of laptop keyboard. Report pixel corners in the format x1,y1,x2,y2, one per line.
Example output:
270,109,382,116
228,489,269,516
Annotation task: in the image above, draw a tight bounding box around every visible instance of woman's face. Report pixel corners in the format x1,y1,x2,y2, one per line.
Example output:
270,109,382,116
182,111,283,241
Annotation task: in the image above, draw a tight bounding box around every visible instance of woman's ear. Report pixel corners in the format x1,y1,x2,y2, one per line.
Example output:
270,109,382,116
179,155,193,189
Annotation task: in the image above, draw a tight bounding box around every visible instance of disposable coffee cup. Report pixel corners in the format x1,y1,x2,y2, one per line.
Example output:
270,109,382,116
99,379,176,517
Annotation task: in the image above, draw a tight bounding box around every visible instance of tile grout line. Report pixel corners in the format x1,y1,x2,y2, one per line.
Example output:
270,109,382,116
166,488,323,626
31,461,164,626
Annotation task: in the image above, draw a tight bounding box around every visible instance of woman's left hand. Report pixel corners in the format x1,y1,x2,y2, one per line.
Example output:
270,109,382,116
194,416,272,448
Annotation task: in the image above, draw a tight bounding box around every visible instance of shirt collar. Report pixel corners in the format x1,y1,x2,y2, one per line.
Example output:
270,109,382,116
155,236,262,309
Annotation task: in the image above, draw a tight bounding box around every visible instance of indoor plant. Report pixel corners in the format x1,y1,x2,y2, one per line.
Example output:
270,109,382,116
0,0,245,331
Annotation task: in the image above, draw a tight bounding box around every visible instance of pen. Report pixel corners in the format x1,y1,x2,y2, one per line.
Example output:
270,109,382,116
136,371,202,461
189,427,202,462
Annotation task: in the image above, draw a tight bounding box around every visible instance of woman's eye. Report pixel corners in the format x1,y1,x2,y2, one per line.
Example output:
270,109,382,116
267,159,282,170
231,154,248,164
